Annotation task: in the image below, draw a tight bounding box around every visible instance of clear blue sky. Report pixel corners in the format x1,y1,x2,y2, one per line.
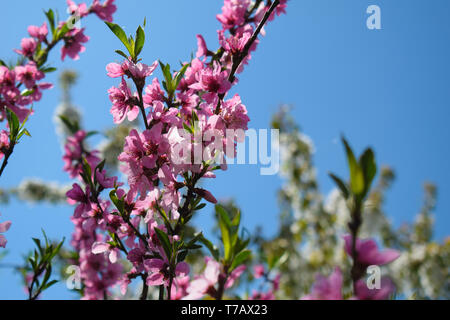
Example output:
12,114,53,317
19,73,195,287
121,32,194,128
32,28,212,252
0,0,449,299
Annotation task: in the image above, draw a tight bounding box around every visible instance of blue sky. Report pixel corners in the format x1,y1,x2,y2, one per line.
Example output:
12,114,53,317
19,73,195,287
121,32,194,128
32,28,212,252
0,0,449,299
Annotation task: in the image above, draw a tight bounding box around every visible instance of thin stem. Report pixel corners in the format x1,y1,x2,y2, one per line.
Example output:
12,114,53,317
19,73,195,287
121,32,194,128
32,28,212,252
215,0,281,114
0,144,14,178
140,274,149,300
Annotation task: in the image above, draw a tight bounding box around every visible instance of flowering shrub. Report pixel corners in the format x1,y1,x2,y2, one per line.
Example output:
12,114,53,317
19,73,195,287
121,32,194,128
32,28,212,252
0,0,448,301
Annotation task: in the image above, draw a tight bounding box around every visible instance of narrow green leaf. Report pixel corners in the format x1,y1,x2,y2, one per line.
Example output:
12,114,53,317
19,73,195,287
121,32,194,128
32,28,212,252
342,137,364,195
230,249,251,271
328,172,350,199
359,148,377,195
134,26,145,58
115,50,129,59
198,234,220,261
105,22,132,56
154,228,172,259
44,9,56,35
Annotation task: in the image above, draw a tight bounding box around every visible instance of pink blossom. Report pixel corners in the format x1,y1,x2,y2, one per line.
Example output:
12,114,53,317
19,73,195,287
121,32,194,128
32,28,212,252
92,241,120,263
67,0,89,17
225,265,246,289
106,62,125,78
190,61,231,99
15,62,44,89
253,264,265,279
0,214,12,248
108,77,139,124
301,268,343,300
343,235,401,267
28,22,48,42
66,183,92,218
196,34,208,58
96,170,122,189
91,0,117,22
220,94,250,131
0,130,9,161
143,78,165,105
14,38,37,57
144,258,190,289
62,130,100,178
216,0,250,30
127,60,158,80
61,27,90,61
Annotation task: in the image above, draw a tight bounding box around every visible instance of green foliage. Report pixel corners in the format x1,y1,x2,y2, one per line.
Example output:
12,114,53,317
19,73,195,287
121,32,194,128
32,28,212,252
22,231,65,300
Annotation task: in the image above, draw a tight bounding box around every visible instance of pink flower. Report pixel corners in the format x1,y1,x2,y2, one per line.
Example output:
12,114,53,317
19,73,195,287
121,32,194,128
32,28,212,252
67,0,89,17
190,61,231,99
91,0,117,22
220,94,250,131
144,258,190,290
14,38,37,57
185,257,221,299
225,265,246,289
0,130,10,161
92,241,120,263
15,62,44,89
301,268,343,300
61,27,90,61
196,34,209,58
106,62,125,78
28,22,48,42
62,130,100,178
253,264,265,279
185,257,244,299
118,124,170,197
354,277,396,300
96,170,122,189
216,0,250,30
107,60,158,80
127,60,158,80
66,183,92,218
108,77,139,124
0,215,12,248
219,30,251,54
143,78,165,105
343,235,401,267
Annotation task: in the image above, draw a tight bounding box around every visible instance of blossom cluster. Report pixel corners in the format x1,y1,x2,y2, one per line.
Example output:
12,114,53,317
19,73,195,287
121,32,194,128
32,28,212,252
302,236,400,300
63,0,287,300
0,0,117,169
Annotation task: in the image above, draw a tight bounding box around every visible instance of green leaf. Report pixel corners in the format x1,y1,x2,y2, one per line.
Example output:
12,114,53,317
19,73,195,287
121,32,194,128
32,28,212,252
41,279,58,291
154,228,172,259
115,50,129,59
58,115,79,134
134,26,145,58
105,22,133,57
173,63,189,92
7,109,20,139
359,148,377,196
44,9,56,35
177,250,188,262
41,66,57,73
342,137,364,196
217,205,232,262
198,234,220,261
328,172,350,199
109,190,124,214
183,122,194,135
230,249,251,271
